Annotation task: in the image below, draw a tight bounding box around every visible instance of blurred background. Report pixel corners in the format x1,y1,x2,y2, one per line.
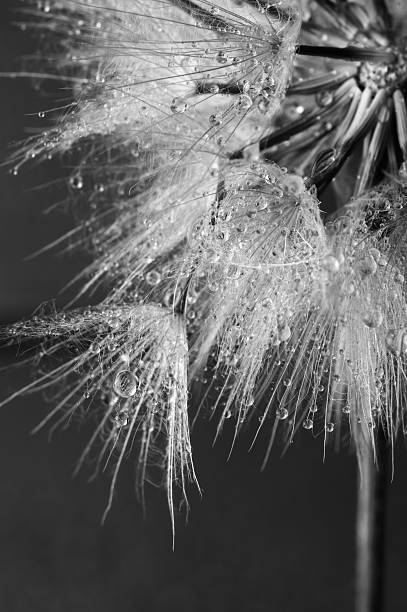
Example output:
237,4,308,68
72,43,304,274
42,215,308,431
0,1,407,611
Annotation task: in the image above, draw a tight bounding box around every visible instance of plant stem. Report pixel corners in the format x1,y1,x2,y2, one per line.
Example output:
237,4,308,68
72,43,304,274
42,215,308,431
355,430,389,612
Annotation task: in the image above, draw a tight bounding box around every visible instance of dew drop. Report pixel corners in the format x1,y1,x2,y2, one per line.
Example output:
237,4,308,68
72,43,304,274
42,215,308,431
276,407,289,420
113,370,138,398
303,418,313,430
69,173,83,190
216,51,228,64
399,160,407,178
113,409,129,427
316,90,333,107
325,422,335,433
170,97,188,113
362,309,383,329
209,113,222,126
145,270,161,286
358,254,377,276
323,254,340,273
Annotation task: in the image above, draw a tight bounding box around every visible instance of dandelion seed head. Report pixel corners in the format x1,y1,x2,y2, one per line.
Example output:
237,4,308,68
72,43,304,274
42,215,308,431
9,0,407,523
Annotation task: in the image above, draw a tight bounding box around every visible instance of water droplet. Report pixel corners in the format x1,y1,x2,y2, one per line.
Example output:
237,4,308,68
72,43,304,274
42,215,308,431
170,97,188,113
303,418,313,430
237,94,252,112
323,254,340,273
362,309,383,329
38,111,45,118
358,254,377,276
209,113,222,126
326,422,335,433
113,409,129,427
145,270,161,286
216,51,228,64
279,324,291,343
69,173,83,190
399,160,407,178
113,370,138,398
316,90,333,107
276,407,289,420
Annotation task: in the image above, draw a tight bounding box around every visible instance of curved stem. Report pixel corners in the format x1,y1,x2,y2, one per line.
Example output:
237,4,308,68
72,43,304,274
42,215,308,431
355,430,389,612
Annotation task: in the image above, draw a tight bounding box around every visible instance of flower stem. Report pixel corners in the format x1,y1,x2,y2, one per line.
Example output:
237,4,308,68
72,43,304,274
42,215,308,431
355,430,388,612
296,45,396,63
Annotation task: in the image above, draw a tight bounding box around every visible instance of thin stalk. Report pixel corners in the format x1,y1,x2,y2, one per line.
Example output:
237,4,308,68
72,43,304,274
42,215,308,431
296,45,396,63
355,430,389,612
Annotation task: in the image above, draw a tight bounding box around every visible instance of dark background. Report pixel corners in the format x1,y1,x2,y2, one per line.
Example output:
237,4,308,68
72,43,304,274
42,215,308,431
0,2,406,611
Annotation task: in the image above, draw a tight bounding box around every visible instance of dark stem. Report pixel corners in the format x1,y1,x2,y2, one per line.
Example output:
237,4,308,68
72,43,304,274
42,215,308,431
296,44,396,63
355,430,389,612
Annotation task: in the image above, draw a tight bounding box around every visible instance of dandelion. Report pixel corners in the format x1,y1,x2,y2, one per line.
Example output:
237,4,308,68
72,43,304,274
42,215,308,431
5,1,407,608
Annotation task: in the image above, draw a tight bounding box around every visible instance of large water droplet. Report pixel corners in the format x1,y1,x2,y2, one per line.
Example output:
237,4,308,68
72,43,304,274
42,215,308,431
303,418,313,430
362,309,383,329
276,407,288,420
216,51,228,64
170,97,188,113
69,173,83,190
316,90,334,107
358,254,377,277
145,270,161,286
113,370,138,398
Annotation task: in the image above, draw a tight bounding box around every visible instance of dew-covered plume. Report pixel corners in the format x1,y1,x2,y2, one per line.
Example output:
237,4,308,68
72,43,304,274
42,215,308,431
5,304,197,529
15,0,300,168
180,160,326,425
